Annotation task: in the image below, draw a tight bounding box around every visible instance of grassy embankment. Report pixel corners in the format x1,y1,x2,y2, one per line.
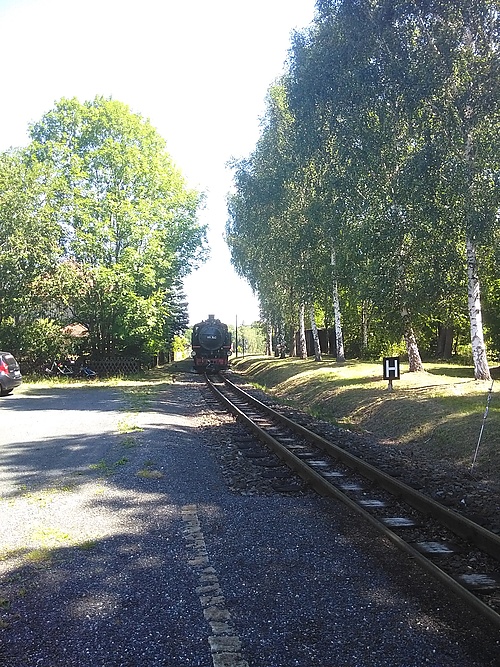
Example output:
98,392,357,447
230,355,500,481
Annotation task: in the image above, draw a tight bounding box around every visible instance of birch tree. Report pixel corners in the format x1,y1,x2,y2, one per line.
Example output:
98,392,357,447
443,5,498,379
309,305,322,361
229,0,500,370
298,304,307,359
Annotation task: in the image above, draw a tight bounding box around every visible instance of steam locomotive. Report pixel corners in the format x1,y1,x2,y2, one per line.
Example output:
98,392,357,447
191,315,232,372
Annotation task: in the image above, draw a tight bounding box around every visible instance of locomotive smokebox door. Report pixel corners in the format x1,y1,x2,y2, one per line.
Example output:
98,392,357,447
199,325,224,351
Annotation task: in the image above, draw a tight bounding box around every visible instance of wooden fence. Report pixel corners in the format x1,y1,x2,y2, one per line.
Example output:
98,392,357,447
89,357,142,376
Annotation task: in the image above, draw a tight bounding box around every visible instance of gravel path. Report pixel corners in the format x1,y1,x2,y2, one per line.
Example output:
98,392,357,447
0,376,498,666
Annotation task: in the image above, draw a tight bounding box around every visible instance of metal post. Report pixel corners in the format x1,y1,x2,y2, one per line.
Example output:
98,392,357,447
235,315,238,358
471,379,494,472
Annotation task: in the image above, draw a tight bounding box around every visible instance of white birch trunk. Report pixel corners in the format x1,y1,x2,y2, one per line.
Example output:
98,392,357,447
467,237,491,380
402,307,424,372
309,306,322,362
298,303,307,359
331,248,345,362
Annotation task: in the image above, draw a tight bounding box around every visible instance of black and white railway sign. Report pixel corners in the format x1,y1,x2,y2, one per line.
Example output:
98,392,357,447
383,356,400,380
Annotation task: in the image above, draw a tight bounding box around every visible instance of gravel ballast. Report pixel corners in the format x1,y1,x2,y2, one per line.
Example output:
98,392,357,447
0,376,498,666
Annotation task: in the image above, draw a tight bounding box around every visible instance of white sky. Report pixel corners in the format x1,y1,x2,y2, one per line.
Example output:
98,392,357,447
0,0,317,326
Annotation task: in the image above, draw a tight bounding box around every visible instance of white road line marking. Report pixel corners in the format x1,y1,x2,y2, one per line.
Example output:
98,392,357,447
181,505,249,667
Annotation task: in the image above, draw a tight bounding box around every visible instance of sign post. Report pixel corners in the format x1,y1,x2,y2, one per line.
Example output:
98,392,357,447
383,356,400,391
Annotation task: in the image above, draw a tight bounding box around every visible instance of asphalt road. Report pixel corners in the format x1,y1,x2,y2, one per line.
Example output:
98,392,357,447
0,379,499,667
0,384,126,494
0,379,217,666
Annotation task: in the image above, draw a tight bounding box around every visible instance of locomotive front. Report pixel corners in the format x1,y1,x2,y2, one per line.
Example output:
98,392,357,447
191,314,232,372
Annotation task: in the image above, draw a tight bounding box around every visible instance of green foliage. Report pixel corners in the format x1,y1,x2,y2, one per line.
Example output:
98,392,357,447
23,96,207,359
0,151,62,341
481,243,500,359
230,321,266,356
226,0,500,371
172,334,189,357
22,319,74,368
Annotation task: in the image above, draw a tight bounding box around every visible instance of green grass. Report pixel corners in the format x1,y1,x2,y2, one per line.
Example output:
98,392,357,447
77,540,98,550
2,484,77,508
88,457,129,476
136,460,164,479
31,527,71,544
25,547,54,564
117,415,143,434
21,368,175,395
232,355,500,479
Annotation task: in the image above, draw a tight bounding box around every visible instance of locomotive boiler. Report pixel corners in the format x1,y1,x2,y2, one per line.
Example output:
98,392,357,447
191,315,232,372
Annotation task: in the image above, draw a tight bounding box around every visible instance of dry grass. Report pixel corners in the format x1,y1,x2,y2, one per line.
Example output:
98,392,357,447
231,356,500,479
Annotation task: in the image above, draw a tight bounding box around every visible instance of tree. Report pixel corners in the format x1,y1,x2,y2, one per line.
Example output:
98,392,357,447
287,0,430,370
418,0,500,379
227,87,299,341
0,150,62,357
228,0,500,374
28,96,206,358
287,0,500,373
227,85,335,354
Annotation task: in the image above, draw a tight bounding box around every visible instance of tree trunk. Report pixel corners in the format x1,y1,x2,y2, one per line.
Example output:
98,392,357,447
436,325,453,359
266,322,273,356
309,306,322,362
402,307,424,372
361,300,369,354
298,304,307,359
466,237,491,380
290,327,297,357
331,247,345,362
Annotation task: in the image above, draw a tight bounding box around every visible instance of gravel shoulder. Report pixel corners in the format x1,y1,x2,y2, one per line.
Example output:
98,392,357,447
0,376,499,666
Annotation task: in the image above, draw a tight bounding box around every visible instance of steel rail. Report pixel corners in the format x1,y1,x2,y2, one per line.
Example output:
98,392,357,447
205,374,500,630
220,375,500,560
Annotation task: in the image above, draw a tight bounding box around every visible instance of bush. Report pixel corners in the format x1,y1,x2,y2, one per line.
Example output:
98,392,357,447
17,319,75,370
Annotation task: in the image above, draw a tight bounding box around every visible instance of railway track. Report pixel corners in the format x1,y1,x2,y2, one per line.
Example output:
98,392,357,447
203,372,500,631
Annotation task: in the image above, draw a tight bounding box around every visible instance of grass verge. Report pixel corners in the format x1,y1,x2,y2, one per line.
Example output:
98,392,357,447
231,355,500,480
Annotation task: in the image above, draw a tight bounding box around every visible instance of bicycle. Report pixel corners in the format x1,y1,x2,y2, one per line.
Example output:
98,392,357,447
77,364,97,379
44,360,74,377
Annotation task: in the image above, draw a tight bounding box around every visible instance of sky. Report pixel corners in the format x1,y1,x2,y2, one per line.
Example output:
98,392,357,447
0,0,317,326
